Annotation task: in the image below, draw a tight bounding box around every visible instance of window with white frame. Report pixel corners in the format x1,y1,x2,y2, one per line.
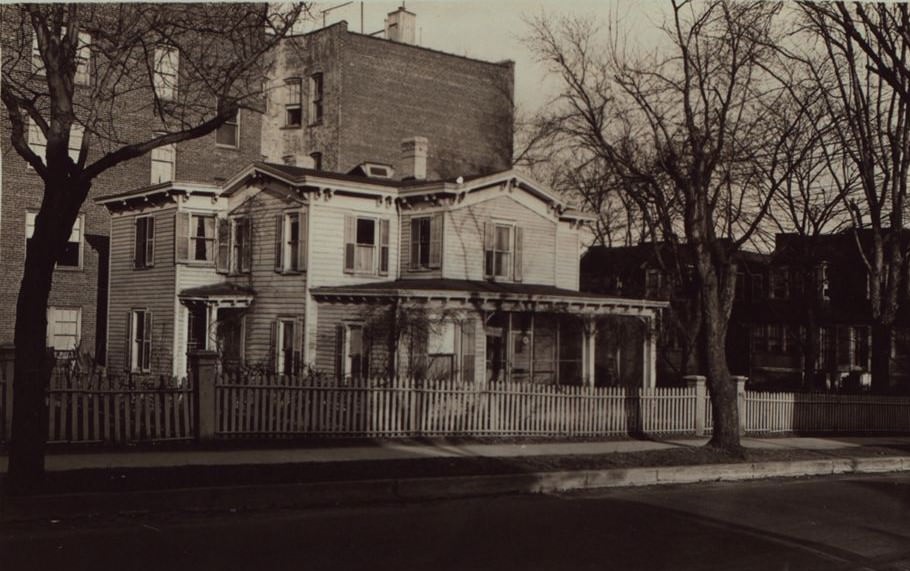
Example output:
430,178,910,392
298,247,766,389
47,307,81,352
28,118,46,160
484,222,520,280
410,215,442,271
309,73,323,124
32,28,90,84
153,46,179,101
68,123,84,162
276,319,296,374
216,109,239,148
343,323,369,380
274,211,306,272
285,79,302,127
343,216,389,275
129,309,153,372
188,214,215,262
150,140,175,184
134,215,155,268
26,211,83,268
232,217,252,273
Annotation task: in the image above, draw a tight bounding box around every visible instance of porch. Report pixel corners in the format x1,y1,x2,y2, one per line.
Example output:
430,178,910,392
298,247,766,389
310,279,666,388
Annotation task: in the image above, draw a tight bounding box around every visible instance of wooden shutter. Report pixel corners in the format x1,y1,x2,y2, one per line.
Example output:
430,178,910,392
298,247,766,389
174,212,189,262
216,217,230,273
410,217,419,270
343,214,355,273
269,320,278,373
335,325,345,381
298,210,308,271
293,318,304,375
241,219,252,272
483,221,494,277
125,311,133,372
461,319,476,383
274,214,284,272
379,218,390,275
142,312,153,372
513,227,523,282
429,213,443,269
146,216,155,267
132,218,142,268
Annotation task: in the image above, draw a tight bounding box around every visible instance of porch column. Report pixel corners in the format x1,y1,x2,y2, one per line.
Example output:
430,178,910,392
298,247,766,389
583,318,597,387
643,315,657,388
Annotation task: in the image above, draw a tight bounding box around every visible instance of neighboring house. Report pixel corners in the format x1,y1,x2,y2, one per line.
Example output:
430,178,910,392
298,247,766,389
261,9,515,179
0,25,263,363
98,142,666,387
582,233,910,392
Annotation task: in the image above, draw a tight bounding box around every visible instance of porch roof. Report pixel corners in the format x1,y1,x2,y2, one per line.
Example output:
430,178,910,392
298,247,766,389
179,282,255,305
311,279,667,315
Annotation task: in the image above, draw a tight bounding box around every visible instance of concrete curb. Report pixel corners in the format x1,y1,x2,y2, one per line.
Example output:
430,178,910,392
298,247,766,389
3,456,909,522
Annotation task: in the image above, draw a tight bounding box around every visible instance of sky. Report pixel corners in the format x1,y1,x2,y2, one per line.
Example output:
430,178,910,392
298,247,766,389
303,0,669,113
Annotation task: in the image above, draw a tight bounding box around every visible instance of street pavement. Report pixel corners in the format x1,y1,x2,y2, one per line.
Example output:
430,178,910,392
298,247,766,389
2,473,909,570
2,435,908,472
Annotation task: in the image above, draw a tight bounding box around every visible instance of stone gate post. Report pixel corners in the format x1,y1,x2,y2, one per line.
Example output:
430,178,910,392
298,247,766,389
189,350,218,441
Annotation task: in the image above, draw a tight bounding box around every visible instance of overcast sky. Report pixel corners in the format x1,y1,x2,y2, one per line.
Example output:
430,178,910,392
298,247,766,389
306,0,669,113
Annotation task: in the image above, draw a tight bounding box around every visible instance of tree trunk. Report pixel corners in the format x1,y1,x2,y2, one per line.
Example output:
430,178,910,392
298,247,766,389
871,323,893,393
703,287,741,452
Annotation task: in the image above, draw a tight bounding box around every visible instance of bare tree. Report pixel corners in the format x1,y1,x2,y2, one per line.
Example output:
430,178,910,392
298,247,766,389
0,3,307,492
797,2,910,391
526,1,806,451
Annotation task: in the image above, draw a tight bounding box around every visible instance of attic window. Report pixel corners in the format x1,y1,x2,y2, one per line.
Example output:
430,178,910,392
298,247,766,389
368,165,389,178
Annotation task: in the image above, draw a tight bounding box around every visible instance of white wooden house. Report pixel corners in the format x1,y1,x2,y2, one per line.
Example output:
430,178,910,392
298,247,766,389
98,141,666,387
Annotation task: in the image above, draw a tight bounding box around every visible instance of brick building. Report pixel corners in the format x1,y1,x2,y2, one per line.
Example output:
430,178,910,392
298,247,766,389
261,9,515,179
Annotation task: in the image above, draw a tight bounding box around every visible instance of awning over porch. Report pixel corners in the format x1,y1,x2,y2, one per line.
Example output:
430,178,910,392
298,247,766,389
310,278,667,316
179,282,255,307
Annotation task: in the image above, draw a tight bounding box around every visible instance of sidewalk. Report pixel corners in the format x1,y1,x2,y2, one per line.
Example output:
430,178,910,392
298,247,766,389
3,435,910,522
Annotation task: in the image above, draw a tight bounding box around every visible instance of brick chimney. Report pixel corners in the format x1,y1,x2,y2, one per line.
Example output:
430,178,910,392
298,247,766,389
400,136,428,180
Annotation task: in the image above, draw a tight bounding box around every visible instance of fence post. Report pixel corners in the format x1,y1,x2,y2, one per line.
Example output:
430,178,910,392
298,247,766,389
1,344,14,440
685,375,706,436
732,375,748,435
189,350,218,441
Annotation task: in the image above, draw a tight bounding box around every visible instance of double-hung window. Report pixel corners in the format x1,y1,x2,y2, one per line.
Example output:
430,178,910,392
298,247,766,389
24,119,80,164
309,73,323,125
231,217,252,273
150,138,175,183
342,323,369,380
274,211,306,272
410,214,442,270
285,79,302,127
26,211,83,268
216,109,239,148
129,309,153,372
32,29,90,84
47,307,81,353
134,215,155,268
191,215,215,262
153,46,179,101
484,221,521,280
343,216,390,275
274,318,298,375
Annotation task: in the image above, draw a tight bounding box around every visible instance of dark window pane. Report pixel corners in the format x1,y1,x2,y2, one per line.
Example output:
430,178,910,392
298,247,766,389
59,241,80,267
356,218,375,245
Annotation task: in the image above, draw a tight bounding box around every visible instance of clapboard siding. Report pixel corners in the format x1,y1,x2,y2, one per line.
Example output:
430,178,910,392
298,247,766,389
172,264,220,376
107,208,177,376
444,194,561,286
556,227,580,290
227,190,308,367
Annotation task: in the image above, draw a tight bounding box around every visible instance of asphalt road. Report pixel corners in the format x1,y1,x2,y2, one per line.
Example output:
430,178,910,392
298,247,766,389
2,473,910,570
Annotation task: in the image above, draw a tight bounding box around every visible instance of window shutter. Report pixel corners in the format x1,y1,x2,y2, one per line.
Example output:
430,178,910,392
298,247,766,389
484,221,494,277
174,212,189,262
241,219,252,272
142,312,153,372
453,321,462,381
125,311,133,372
343,214,355,273
269,320,278,373
335,325,345,381
409,217,419,270
461,319,476,383
133,218,141,268
293,318,304,375
513,227,523,282
298,210,308,271
379,218,390,275
216,217,230,273
837,326,852,367
429,213,443,269
274,214,284,271
146,217,155,267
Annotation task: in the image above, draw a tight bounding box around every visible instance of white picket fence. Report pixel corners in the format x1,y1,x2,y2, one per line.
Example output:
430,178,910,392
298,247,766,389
46,373,194,444
215,375,699,438
742,392,910,433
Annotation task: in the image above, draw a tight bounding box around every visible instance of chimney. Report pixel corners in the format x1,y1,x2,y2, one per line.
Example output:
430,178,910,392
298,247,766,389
400,136,428,181
385,6,416,44
282,154,317,169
